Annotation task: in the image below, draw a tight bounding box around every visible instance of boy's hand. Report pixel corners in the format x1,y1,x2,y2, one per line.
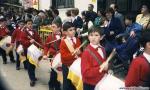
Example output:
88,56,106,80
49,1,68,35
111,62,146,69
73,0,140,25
130,30,136,37
73,48,81,55
99,61,109,73
30,39,35,43
76,49,81,55
110,31,115,35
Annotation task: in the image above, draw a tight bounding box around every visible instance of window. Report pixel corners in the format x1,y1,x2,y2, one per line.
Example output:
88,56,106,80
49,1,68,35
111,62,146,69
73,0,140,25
52,0,74,9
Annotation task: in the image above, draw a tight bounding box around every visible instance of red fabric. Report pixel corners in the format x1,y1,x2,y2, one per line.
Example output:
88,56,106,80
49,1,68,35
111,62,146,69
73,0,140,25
11,27,22,43
0,27,9,38
81,44,107,85
20,29,43,49
44,33,61,56
60,37,81,66
125,55,150,87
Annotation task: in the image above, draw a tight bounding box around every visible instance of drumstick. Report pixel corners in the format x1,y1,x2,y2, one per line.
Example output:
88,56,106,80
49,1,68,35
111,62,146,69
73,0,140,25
27,36,43,48
46,37,65,45
99,48,116,72
106,48,116,63
72,40,88,55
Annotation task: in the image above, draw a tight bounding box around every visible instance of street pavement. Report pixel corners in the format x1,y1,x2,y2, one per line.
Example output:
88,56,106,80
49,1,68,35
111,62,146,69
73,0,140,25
0,55,51,90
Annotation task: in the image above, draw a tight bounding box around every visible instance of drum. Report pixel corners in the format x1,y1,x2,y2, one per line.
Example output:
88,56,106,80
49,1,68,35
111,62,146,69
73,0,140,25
27,44,43,67
16,44,26,62
0,36,11,51
68,58,83,90
51,53,63,83
51,53,62,69
95,74,125,90
68,58,125,90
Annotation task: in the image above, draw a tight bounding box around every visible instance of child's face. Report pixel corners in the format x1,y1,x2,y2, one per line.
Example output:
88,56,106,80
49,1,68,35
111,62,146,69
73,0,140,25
97,11,102,16
146,42,150,52
18,22,25,28
0,21,6,27
125,19,132,26
106,12,112,19
88,32,101,45
51,24,60,33
66,27,76,38
26,21,33,29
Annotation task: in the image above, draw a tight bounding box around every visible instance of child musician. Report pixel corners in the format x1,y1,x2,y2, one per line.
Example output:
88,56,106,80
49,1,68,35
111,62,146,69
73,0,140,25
43,21,62,90
81,26,108,90
0,17,15,64
43,21,62,59
125,30,150,87
20,19,43,87
11,20,28,70
60,22,81,90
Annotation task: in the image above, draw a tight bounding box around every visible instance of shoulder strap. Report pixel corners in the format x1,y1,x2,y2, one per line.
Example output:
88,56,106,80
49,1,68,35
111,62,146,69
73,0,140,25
64,38,75,53
86,48,102,65
52,33,58,51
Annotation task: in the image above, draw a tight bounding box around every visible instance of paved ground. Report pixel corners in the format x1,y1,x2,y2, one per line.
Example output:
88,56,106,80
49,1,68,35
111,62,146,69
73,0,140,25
0,55,51,90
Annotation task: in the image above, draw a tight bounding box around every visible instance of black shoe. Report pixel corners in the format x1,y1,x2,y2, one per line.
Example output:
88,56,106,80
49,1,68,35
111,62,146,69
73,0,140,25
35,78,38,81
30,81,35,87
16,67,20,70
3,62,7,64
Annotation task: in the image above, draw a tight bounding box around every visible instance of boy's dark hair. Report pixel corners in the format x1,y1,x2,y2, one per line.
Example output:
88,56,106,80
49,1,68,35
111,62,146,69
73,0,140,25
88,26,103,36
63,22,74,31
25,19,33,24
125,13,136,22
97,9,105,16
113,3,119,10
88,4,94,8
52,20,62,28
66,9,71,17
52,9,59,16
105,8,115,16
141,2,150,12
71,8,79,16
140,30,150,48
17,20,25,24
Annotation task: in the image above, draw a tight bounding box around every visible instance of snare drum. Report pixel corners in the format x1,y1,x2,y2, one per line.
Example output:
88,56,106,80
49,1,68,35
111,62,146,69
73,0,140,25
95,74,125,90
27,44,43,67
51,53,62,69
68,58,83,90
51,53,63,83
0,36,11,50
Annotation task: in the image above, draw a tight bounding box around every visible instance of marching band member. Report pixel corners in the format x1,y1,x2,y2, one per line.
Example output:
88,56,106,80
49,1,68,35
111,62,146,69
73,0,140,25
43,21,62,90
11,20,28,70
81,27,108,90
43,21,62,59
125,30,150,87
60,22,81,90
20,19,43,87
0,17,15,64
